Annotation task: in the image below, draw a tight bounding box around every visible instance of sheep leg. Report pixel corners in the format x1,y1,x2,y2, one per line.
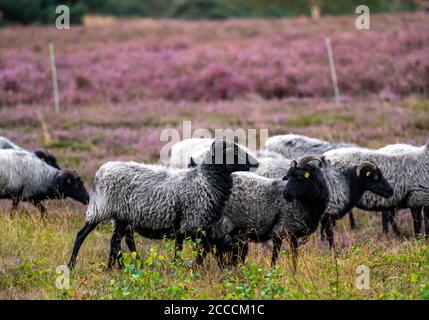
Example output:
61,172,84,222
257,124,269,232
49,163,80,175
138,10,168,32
348,210,357,230
107,223,126,269
33,201,47,218
122,226,142,265
124,226,138,253
290,236,298,272
388,209,401,238
68,221,99,269
411,207,423,238
175,233,185,260
320,216,328,242
381,211,390,234
325,216,335,249
424,207,429,238
271,237,282,267
10,199,19,217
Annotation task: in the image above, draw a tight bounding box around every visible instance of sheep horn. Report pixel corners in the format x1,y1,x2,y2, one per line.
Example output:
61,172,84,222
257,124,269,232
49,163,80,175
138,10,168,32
290,160,298,168
298,155,323,167
356,161,376,176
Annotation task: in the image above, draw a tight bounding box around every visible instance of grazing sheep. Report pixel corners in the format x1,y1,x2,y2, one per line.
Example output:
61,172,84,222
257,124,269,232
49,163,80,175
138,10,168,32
68,139,259,269
376,142,429,237
197,156,330,270
324,141,429,237
264,134,358,229
0,149,89,216
0,136,60,170
199,157,393,267
319,159,393,247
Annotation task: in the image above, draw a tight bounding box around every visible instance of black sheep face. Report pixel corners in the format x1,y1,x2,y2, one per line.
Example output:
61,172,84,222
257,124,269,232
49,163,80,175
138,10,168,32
55,170,90,205
205,139,259,173
283,164,324,202
357,165,393,198
34,149,61,170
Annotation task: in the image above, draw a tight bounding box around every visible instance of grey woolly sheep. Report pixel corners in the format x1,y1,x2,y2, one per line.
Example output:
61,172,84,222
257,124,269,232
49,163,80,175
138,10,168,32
68,139,259,269
376,142,429,236
0,149,89,216
0,136,61,170
264,133,358,229
324,140,429,237
318,159,393,247
199,157,393,267
197,156,330,270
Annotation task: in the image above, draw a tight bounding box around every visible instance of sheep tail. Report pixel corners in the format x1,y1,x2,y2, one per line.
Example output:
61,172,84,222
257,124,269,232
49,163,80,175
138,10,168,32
85,182,110,224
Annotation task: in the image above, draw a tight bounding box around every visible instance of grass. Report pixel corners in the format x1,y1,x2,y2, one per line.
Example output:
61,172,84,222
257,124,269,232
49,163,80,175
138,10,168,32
0,97,429,299
284,112,354,127
0,204,428,300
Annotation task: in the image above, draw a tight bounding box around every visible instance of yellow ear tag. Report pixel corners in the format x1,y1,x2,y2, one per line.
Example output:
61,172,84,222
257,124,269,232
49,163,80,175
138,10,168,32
366,171,371,177
304,172,310,179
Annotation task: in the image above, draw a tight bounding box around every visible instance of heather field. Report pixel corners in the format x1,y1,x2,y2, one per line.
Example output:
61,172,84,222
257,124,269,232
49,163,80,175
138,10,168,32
1,13,429,300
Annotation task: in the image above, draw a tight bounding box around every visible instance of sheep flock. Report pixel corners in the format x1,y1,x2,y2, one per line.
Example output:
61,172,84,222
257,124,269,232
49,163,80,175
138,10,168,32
0,134,428,273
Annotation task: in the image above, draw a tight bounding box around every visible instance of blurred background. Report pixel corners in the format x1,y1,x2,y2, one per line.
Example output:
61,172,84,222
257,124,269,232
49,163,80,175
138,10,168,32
0,0,425,24
0,0,428,178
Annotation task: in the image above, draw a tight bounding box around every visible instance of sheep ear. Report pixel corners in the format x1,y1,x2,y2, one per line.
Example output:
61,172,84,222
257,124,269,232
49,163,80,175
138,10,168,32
282,175,288,181
320,156,330,167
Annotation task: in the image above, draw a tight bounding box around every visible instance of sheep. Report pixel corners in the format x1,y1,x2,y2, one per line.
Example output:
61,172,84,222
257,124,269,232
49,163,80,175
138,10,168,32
376,142,429,237
67,139,259,269
0,136,60,170
319,159,393,247
198,156,393,267
324,140,429,238
194,156,330,270
0,149,89,216
264,133,358,229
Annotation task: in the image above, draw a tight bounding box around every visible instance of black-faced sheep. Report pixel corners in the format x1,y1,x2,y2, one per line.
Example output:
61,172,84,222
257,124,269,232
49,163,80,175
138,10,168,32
0,149,89,216
264,133,358,229
324,141,429,238
68,139,258,269
198,157,393,267
196,156,330,270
